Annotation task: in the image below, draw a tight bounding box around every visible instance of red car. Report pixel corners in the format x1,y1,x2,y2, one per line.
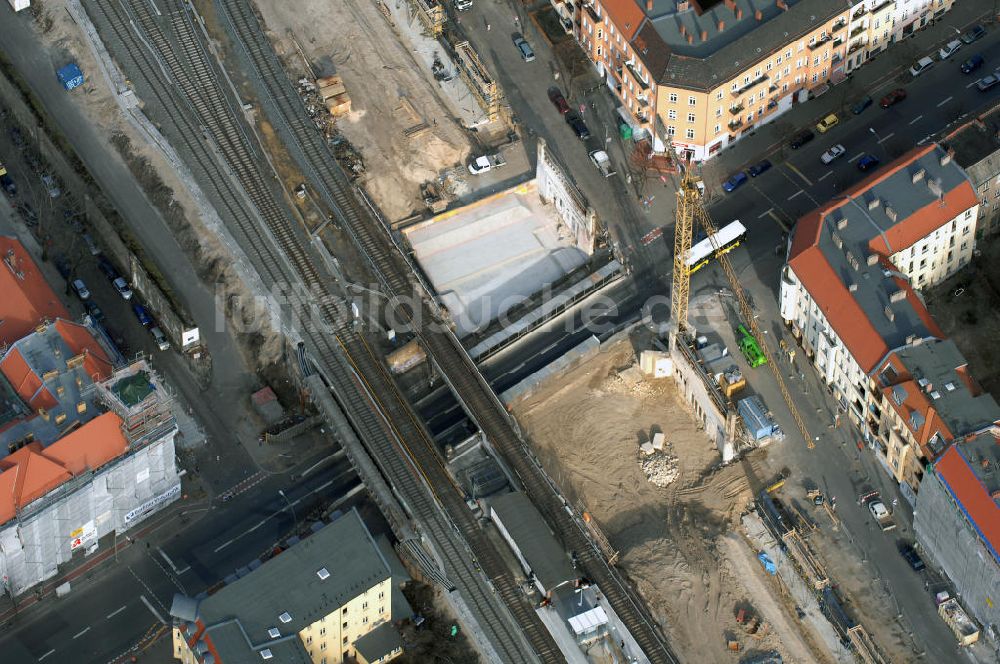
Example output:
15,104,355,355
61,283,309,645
548,87,570,114
880,88,907,108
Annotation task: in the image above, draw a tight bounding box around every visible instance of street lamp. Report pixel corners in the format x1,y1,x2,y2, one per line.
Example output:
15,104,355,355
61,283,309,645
278,489,298,532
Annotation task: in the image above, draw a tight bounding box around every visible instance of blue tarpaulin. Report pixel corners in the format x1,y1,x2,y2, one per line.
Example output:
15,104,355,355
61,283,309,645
757,552,777,575
56,63,84,91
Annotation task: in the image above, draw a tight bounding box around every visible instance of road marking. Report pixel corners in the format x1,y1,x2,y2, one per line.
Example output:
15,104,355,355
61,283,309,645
968,79,980,88
936,96,953,107
107,605,127,619
312,480,333,494
788,190,804,201
818,172,833,182
213,538,234,553
876,132,894,144
785,162,813,186
158,548,179,573
850,152,864,162
140,595,167,624
176,565,190,575
768,210,789,232
909,115,923,125
38,650,55,661
72,627,91,639
757,207,774,219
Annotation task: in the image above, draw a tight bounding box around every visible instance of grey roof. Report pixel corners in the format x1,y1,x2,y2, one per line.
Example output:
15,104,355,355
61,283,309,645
941,108,1000,177
799,145,974,366
197,508,392,647
889,340,1000,439
375,535,414,622
201,620,311,663
957,433,1000,497
629,0,843,89
353,622,403,663
489,492,577,593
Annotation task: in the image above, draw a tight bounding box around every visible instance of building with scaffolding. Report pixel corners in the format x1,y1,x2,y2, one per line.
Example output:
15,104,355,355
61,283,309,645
0,345,179,594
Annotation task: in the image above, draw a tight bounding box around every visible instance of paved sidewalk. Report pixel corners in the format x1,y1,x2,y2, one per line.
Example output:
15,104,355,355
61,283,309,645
700,2,995,186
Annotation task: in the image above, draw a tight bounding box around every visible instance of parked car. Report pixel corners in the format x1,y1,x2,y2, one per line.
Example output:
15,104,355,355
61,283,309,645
939,39,963,60
867,499,896,531
83,233,100,256
0,173,16,196
851,96,873,115
566,113,590,140
54,255,71,280
977,72,1000,91
113,277,133,300
547,87,570,115
857,154,880,172
84,300,105,323
454,0,473,10
880,88,907,108
721,171,749,192
747,160,772,177
789,130,814,149
97,255,120,280
72,278,90,300
40,174,60,198
960,24,986,44
589,150,616,177
899,544,926,571
467,154,506,174
908,56,934,77
961,54,985,74
150,326,170,351
132,303,152,327
820,144,846,164
512,34,535,62
816,113,839,133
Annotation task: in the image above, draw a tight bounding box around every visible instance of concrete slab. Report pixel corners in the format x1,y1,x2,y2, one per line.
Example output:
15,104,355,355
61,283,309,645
404,181,586,336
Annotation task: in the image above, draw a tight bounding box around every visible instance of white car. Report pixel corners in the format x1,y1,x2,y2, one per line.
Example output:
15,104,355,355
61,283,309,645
868,500,889,520
150,326,170,351
908,56,934,77
112,276,133,300
820,144,846,164
71,278,90,300
939,40,963,60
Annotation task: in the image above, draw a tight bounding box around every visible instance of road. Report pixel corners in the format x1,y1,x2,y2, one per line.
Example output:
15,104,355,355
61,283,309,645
0,453,360,664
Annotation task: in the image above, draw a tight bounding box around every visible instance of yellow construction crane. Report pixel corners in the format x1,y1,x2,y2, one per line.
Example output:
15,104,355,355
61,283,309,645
670,162,813,448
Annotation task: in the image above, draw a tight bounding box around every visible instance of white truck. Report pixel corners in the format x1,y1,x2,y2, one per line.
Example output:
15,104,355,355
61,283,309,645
589,150,616,177
468,154,506,175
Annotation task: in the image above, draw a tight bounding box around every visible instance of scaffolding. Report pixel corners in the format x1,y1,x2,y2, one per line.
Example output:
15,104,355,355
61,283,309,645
847,625,891,664
93,356,175,450
410,0,445,37
453,40,502,122
781,529,829,590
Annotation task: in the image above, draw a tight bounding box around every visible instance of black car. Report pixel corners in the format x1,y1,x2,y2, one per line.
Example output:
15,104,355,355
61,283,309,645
960,24,986,45
0,173,15,197
97,254,120,281
851,96,873,115
961,54,985,74
748,159,772,177
789,130,814,149
84,300,106,323
899,544,925,571
566,113,590,140
54,255,71,280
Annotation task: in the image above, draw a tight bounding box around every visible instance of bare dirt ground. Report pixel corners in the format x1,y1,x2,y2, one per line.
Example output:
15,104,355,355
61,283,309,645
925,239,1000,398
251,0,471,221
510,334,821,663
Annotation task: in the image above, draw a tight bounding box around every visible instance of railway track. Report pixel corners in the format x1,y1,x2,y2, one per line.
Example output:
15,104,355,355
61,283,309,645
89,0,543,660
213,1,679,663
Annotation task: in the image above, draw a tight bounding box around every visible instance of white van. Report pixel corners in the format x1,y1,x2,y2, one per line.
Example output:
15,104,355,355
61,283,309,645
150,326,170,351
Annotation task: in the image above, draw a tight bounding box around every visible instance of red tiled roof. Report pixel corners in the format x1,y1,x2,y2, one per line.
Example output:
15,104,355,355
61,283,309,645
935,443,1000,564
868,185,978,256
0,237,69,346
0,412,127,524
54,319,113,381
880,378,952,452
603,0,647,40
0,348,43,404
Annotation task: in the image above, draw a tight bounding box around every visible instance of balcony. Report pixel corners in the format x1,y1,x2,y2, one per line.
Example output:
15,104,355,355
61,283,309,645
831,52,843,64
850,25,866,39
808,35,831,51
729,102,744,115
831,18,847,33
584,4,601,23
869,0,893,15
636,95,649,108
728,118,743,131
625,62,649,91
731,73,769,97
848,39,866,54
832,36,844,47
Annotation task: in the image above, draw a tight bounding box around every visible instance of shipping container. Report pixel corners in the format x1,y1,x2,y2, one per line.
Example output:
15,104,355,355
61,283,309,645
8,0,32,12
737,395,777,441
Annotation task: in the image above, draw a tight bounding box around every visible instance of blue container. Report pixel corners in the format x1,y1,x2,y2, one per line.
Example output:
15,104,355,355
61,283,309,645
57,63,84,91
737,395,775,441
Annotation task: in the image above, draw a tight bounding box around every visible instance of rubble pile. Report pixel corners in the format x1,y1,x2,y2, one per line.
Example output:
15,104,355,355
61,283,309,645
641,451,680,488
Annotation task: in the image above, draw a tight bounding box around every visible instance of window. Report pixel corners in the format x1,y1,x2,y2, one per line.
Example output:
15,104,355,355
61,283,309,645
320,628,326,636
597,29,603,40
668,93,678,103
685,128,695,139
715,108,722,118
306,636,313,645
716,91,723,100
965,209,973,219
687,112,696,123
668,109,677,119
688,96,696,106
380,605,386,613
714,124,721,134
731,82,738,91
343,622,348,629
667,125,676,136
343,637,349,645
777,55,783,64
961,241,969,250
766,62,772,71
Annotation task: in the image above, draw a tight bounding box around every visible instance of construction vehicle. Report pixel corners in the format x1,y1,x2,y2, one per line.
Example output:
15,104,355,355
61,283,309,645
670,146,811,447
764,473,786,494
936,593,980,646
805,488,825,505
737,325,767,368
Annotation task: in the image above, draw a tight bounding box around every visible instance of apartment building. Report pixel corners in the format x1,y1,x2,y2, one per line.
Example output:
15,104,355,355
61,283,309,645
779,144,977,434
571,0,953,161
870,339,1000,499
171,509,403,664
892,0,954,42
914,433,999,634
941,107,1000,240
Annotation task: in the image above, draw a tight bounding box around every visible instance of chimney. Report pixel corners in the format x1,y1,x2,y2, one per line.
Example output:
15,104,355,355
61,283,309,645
890,289,907,303
647,0,654,11
868,197,881,210
837,216,848,230
849,283,858,292
679,24,687,36
700,29,708,42
755,9,763,20
687,33,694,44
735,7,743,19
867,253,879,266
940,149,953,166
832,232,843,249
884,305,895,322
911,168,926,183
717,20,725,32
927,178,943,198
885,205,898,222
906,334,917,345
724,0,736,10
777,0,788,10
